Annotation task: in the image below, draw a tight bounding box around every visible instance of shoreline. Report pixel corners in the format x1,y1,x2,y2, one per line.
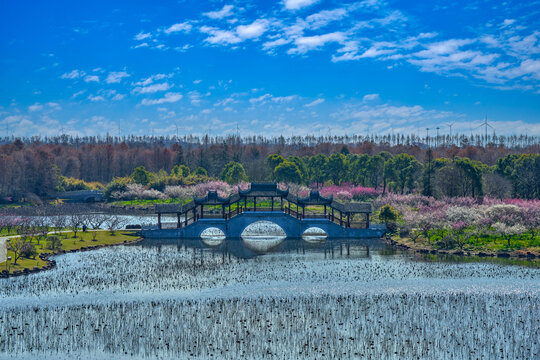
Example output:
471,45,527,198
0,235,143,278
383,235,540,261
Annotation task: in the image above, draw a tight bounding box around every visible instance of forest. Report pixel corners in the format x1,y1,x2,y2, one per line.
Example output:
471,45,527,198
0,134,538,202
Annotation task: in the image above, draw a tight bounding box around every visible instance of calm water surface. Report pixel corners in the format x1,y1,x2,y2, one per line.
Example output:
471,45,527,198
0,237,538,359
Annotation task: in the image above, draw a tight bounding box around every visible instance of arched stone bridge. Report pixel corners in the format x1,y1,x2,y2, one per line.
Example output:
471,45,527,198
142,211,386,239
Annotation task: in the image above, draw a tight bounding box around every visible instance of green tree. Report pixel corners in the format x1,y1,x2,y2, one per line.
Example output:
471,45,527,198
327,153,348,185
378,204,399,233
220,161,248,184
384,154,422,194
422,149,435,196
266,154,285,177
171,164,190,178
349,154,370,185
307,154,328,187
131,166,152,186
195,167,208,176
274,161,302,184
286,156,307,183
103,177,133,201
454,157,484,197
365,155,385,188
511,154,540,199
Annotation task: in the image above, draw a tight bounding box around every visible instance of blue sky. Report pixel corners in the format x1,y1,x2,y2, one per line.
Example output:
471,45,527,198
1,0,539,137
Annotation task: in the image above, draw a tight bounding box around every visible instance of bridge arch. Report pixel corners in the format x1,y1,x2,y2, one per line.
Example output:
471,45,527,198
240,220,287,238
302,227,327,243
200,227,226,246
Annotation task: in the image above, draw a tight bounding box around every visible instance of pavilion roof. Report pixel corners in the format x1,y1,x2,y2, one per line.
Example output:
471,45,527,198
297,190,333,206
239,183,289,197
330,201,372,214
194,190,230,205
155,203,183,214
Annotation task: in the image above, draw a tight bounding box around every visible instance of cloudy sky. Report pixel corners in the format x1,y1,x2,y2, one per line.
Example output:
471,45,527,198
1,0,539,137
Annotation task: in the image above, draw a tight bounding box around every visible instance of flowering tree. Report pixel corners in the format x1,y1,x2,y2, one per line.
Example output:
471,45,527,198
492,222,527,247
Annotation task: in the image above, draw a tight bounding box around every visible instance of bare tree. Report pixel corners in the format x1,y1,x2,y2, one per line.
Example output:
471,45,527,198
7,237,33,265
87,213,107,230
51,215,67,235
68,213,85,239
106,215,126,235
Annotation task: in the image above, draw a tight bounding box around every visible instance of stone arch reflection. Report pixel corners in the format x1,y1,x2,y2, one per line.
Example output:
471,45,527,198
302,227,327,244
200,227,226,247
241,221,286,254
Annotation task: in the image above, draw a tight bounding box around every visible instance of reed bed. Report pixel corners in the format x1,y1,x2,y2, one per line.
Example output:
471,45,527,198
0,243,538,359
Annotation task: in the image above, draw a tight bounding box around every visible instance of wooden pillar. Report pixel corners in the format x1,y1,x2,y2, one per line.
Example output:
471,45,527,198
281,197,283,211
222,205,225,219
201,205,204,219
324,205,326,217
366,213,370,229
185,211,188,226
193,208,197,221
302,206,305,219
244,197,247,210
332,208,335,222
158,213,162,229
347,213,350,228
339,211,343,226
177,213,181,228
271,197,274,211
254,197,256,211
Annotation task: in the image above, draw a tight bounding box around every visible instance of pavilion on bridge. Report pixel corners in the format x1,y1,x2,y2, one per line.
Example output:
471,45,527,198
154,183,372,230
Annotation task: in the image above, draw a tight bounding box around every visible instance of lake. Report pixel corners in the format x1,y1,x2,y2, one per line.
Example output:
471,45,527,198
0,236,538,359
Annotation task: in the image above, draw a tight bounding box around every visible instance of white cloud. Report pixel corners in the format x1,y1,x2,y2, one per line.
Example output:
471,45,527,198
288,32,345,54
106,71,130,84
249,93,296,104
200,26,241,45
134,74,170,86
141,92,183,105
203,5,234,19
263,38,291,50
501,19,515,28
305,98,324,107
132,82,172,94
60,69,85,79
164,22,192,34
88,95,105,102
236,19,269,40
28,104,43,112
84,75,99,83
284,0,320,11
134,32,151,41
305,8,347,29
362,94,380,102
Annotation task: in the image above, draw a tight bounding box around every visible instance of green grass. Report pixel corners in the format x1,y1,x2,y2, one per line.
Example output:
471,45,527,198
1,230,138,274
398,227,540,254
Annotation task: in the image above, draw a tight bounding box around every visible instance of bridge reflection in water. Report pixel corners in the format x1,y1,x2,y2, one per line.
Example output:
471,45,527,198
136,235,389,261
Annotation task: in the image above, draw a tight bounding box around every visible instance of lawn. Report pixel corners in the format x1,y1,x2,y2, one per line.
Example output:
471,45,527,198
1,230,139,274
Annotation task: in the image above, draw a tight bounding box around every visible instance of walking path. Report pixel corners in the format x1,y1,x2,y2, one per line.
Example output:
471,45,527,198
0,238,5,263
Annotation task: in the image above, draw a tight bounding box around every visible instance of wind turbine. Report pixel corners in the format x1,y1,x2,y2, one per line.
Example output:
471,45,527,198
476,115,494,147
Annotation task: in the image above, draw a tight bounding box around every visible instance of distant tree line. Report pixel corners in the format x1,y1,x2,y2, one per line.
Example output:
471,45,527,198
0,137,538,200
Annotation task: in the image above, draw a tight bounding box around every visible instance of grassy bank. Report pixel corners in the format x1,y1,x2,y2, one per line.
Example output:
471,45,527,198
1,230,139,275
390,232,540,258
